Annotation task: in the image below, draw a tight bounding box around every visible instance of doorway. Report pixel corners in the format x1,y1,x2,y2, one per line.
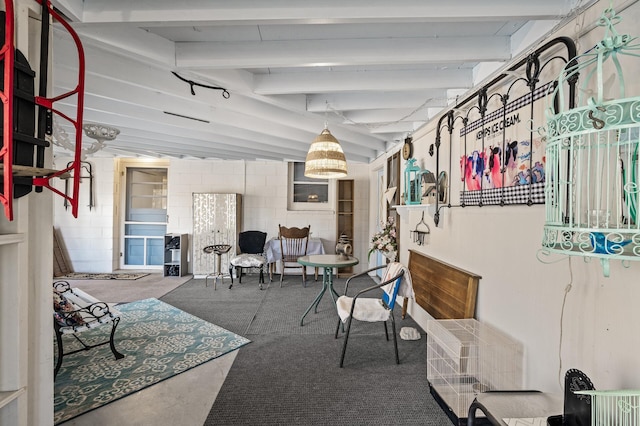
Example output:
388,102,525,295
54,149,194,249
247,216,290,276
375,167,385,278
121,167,168,269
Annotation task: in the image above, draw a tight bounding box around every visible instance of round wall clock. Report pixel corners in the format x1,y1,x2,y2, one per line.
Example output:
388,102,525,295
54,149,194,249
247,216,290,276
402,137,413,160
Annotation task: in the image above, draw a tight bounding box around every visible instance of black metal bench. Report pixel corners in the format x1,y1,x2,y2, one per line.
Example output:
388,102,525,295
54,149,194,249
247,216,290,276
53,281,125,378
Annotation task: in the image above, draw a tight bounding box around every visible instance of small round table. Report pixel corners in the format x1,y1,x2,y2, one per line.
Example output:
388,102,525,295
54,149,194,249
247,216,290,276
297,254,359,326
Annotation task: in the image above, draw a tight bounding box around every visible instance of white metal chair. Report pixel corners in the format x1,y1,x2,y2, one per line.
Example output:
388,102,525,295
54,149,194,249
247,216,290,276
334,262,410,367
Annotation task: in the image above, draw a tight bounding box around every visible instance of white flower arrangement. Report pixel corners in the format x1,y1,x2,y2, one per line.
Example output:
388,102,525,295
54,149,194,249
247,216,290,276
368,216,398,261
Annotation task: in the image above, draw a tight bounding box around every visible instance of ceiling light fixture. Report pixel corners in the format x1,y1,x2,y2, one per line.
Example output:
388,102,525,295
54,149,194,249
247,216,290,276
51,118,120,160
304,123,348,179
305,102,348,179
82,123,120,158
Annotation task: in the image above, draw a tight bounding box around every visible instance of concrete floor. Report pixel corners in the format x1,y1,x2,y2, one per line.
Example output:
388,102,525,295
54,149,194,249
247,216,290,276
59,274,236,426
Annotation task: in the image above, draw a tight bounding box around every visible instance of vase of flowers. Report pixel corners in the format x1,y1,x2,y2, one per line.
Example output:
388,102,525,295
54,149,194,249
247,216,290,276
368,216,398,261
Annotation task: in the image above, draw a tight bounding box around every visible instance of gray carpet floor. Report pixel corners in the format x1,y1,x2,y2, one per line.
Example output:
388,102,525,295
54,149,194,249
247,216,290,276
161,272,453,425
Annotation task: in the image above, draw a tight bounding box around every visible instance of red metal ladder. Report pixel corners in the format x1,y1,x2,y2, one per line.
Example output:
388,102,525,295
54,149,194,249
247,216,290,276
0,0,85,220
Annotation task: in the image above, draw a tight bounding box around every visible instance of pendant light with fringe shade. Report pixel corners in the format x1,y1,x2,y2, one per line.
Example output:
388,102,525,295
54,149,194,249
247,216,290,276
304,122,348,179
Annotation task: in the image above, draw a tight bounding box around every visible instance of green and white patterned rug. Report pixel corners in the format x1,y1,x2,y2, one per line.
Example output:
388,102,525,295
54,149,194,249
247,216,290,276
53,298,250,424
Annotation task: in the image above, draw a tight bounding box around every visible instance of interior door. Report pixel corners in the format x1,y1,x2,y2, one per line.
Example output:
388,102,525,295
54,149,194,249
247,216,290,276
121,167,168,269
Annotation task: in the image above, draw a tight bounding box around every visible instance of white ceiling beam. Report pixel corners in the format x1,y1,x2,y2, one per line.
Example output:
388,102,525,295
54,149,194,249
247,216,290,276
56,36,383,148
66,24,176,66
67,73,382,155
90,142,263,161
55,26,261,98
56,92,376,163
71,0,576,25
101,133,304,162
375,133,410,144
59,110,314,163
426,107,446,119
52,0,85,21
54,95,299,152
341,108,432,124
306,91,449,112
176,37,510,69
47,0,579,163
55,89,375,163
54,38,386,151
255,69,472,96
446,88,472,105
368,122,425,134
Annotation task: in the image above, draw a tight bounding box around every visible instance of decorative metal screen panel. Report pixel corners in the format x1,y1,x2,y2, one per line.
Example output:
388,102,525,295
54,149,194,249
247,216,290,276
541,8,640,276
192,193,241,277
429,36,577,227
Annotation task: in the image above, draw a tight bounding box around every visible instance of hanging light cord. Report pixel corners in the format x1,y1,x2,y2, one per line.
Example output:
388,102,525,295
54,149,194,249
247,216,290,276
328,97,443,130
557,256,574,389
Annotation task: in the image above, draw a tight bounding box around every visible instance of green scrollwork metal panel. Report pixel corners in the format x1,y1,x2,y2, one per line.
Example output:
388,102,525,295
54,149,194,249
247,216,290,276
541,8,640,276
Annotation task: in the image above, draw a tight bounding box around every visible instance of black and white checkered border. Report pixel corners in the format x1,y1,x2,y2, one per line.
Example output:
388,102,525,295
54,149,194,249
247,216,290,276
460,82,554,137
460,182,545,206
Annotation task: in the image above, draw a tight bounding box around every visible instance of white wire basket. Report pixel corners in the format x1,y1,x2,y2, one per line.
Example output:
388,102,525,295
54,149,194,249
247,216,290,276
575,389,640,426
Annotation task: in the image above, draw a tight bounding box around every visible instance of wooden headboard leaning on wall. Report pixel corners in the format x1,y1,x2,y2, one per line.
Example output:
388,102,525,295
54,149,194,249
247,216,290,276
408,249,480,319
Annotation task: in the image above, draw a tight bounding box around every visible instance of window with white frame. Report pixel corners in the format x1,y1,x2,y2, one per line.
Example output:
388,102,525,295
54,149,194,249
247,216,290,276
288,162,333,210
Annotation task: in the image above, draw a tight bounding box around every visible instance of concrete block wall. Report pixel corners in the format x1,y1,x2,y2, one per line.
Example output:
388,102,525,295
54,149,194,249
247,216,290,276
54,157,370,274
52,156,117,273
167,159,370,273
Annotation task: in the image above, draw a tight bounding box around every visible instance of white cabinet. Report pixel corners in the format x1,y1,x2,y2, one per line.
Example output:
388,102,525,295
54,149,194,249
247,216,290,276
192,193,242,278
163,234,188,276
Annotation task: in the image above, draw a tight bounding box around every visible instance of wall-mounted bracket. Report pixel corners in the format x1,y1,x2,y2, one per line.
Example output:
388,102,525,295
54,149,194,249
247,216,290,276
172,72,230,99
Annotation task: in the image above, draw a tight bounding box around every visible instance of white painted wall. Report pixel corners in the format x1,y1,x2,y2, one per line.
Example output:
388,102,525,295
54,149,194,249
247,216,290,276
53,157,370,274
46,0,640,419
387,0,640,393
53,157,117,272
0,2,55,425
